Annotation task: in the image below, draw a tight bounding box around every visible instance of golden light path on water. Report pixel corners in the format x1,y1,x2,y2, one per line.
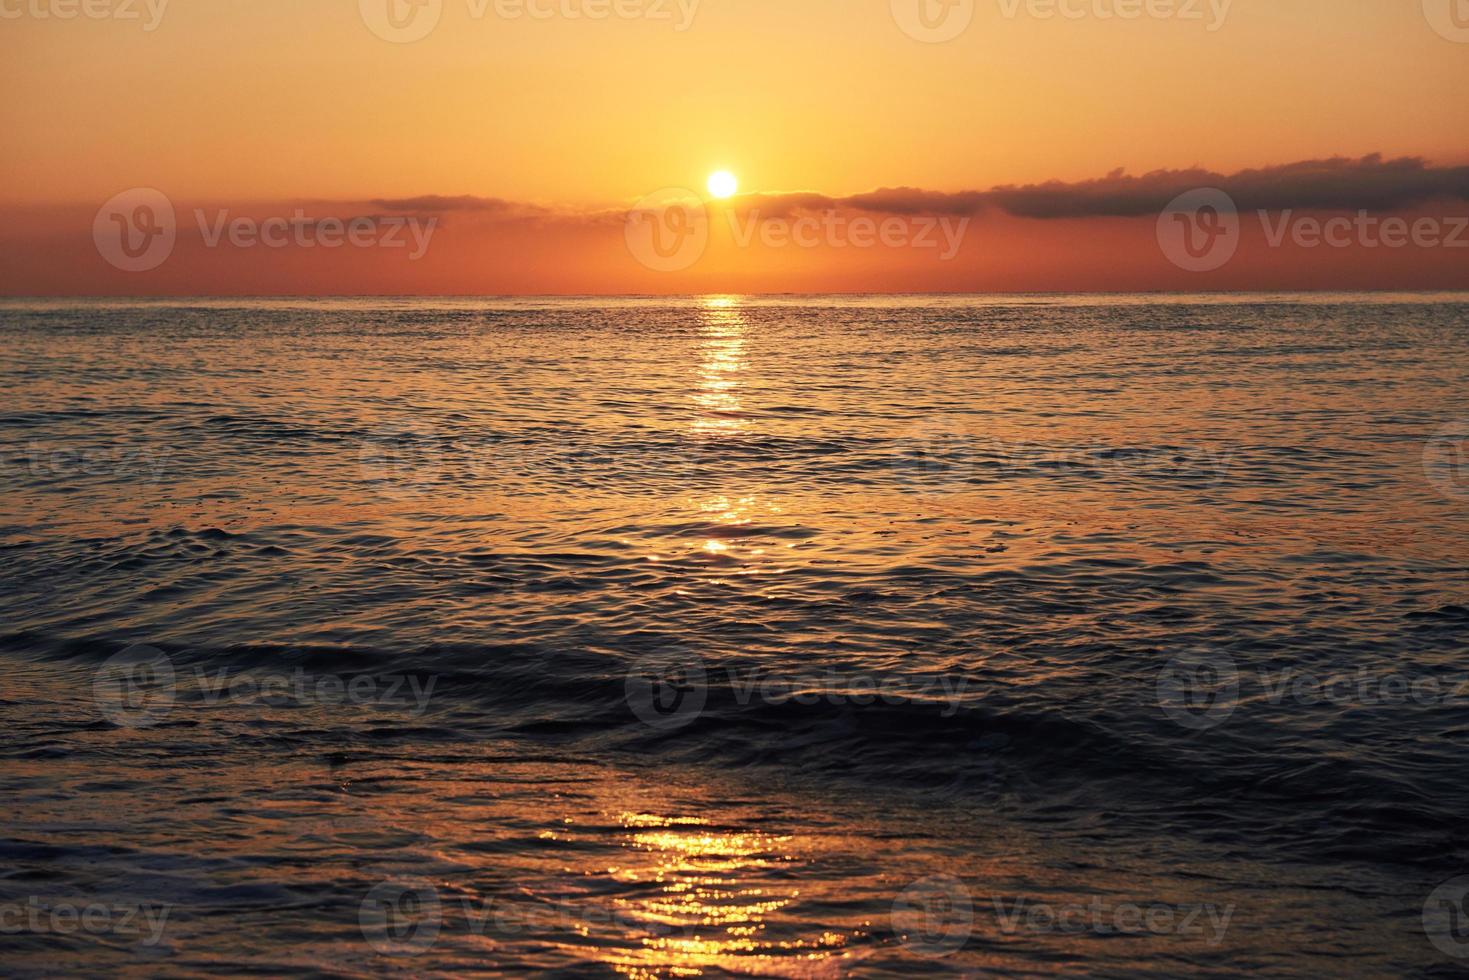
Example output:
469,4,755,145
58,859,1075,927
693,296,750,437
598,813,852,979
694,297,764,561
597,299,852,977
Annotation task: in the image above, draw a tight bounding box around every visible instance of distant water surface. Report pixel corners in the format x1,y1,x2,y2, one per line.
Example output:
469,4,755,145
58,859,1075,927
1,294,1467,977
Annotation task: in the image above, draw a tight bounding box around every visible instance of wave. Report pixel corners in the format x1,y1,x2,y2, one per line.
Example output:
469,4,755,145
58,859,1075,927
7,630,1463,871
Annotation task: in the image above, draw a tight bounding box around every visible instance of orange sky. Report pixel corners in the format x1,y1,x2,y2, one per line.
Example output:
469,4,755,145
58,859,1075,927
1,0,1467,293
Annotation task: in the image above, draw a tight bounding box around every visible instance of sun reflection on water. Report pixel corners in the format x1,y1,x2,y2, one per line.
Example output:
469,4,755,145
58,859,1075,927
692,296,750,437
601,812,853,979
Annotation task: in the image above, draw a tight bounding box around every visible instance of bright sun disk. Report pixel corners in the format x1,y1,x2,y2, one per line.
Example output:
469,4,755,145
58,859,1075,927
707,171,738,199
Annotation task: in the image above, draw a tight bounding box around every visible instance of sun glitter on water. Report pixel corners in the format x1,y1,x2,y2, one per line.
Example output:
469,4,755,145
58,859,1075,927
707,171,738,199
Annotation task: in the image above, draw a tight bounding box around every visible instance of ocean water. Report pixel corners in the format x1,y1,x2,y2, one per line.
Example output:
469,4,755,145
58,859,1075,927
1,294,1467,977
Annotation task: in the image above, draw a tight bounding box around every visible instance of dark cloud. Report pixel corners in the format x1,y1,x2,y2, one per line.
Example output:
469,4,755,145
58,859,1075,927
369,195,518,213
366,155,1469,227
728,155,1469,221
988,155,1469,218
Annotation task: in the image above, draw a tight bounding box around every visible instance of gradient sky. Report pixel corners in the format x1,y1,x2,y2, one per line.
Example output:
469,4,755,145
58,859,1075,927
2,0,1467,293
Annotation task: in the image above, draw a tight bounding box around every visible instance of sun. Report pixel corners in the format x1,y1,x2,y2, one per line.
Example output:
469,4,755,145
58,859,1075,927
707,171,738,199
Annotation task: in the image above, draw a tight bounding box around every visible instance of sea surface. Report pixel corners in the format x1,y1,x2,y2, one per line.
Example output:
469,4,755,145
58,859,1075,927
1,294,1467,977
